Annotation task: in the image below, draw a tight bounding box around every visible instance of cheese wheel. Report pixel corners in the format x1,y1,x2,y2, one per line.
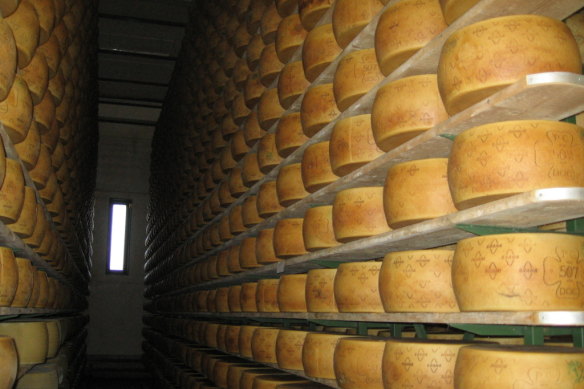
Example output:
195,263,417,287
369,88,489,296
14,121,40,169
251,327,280,363
332,187,390,242
248,0,268,32
240,237,261,269
383,158,457,228
231,130,251,161
261,4,282,44
234,58,252,89
241,369,282,389
9,186,36,238
0,159,25,224
14,364,59,388
252,374,310,389
448,120,584,210
224,325,242,354
216,287,230,313
242,196,264,227
302,332,349,379
277,274,307,312
241,153,264,187
228,244,244,273
30,0,55,45
302,24,341,82
204,323,220,348
228,366,273,389
299,0,333,31
247,35,266,71
276,163,309,206
258,88,284,130
275,112,308,157
334,261,384,313
22,205,44,248
239,325,263,357
566,10,584,65
11,257,33,307
220,215,234,242
259,43,284,87
0,76,33,144
32,92,54,134
229,167,248,197
329,114,383,176
233,24,252,57
300,142,338,193
216,324,229,351
244,110,267,147
371,74,449,152
380,249,458,312
29,144,51,189
207,289,218,312
302,205,339,252
332,0,383,48
382,338,472,388
240,282,259,312
258,133,284,173
274,218,307,259
0,1,18,17
305,268,338,312
454,344,584,389
453,233,584,311
256,278,280,312
275,13,307,63
438,15,582,115
300,83,340,137
0,321,48,366
35,34,59,78
333,49,383,112
334,337,385,389
0,335,17,389
19,52,48,105
277,61,309,109
0,247,16,307
229,205,246,235
438,0,479,24
244,71,266,109
276,0,295,17
0,19,16,102
256,228,280,264
276,384,330,389
196,290,210,312
232,94,252,125
228,285,243,313
5,1,40,69
375,0,446,76
218,182,235,208
257,181,284,218
220,146,238,173
43,320,59,358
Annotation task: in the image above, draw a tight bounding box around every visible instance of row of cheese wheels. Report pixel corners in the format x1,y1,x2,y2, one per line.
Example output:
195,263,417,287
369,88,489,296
144,3,584,286
0,315,87,388
153,232,584,313
143,336,325,389
0,246,81,310
0,0,97,282
143,321,584,389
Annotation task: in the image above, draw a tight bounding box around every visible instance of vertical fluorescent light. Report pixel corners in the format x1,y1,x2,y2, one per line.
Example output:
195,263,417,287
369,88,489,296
109,203,128,271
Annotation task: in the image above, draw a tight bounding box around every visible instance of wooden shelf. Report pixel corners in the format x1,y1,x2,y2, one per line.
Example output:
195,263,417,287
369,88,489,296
145,0,584,276
148,70,584,291
0,307,79,317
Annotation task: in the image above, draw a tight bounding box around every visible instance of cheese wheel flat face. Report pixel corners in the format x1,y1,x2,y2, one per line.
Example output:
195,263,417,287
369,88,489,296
258,43,284,87
333,49,384,112
244,110,266,147
383,339,472,389
332,0,383,48
276,112,308,157
274,218,307,259
306,268,339,312
244,71,265,109
30,0,56,44
247,35,266,71
14,120,40,170
228,245,244,273
380,249,459,312
300,83,340,137
383,158,457,228
0,19,17,102
453,233,584,311
256,278,280,312
225,325,242,353
43,320,59,358
448,120,584,210
229,167,248,197
11,257,33,307
260,3,282,44
0,1,19,17
231,129,251,161
242,196,264,227
277,274,308,312
276,13,307,64
258,133,283,173
0,76,33,144
257,181,284,218
277,61,309,109
303,205,339,252
251,327,280,363
0,159,25,224
332,187,390,242
233,24,252,57
5,1,40,69
438,0,479,24
216,324,228,351
372,74,449,152
334,261,384,313
256,228,280,264
239,325,263,358
0,247,16,307
0,335,17,389
242,153,264,187
302,24,341,82
454,345,584,389
228,366,272,389
19,49,49,105
299,0,333,31
253,374,310,389
229,205,246,235
0,321,48,365
32,92,54,134
438,15,582,115
206,289,218,312
240,283,259,312
232,92,252,126
301,141,338,193
276,163,309,206
216,287,230,313
303,332,349,379
275,0,295,18
228,285,243,313
35,34,60,78
240,237,261,269
22,205,44,248
375,0,446,76
334,338,385,389
204,323,220,347
276,330,309,371
258,88,284,130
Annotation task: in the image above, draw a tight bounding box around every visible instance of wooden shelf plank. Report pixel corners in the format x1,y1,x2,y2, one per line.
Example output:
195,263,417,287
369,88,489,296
147,71,584,289
0,307,79,316
157,310,584,327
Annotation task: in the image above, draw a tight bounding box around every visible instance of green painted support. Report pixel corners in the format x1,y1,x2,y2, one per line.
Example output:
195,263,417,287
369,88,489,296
567,218,584,234
308,319,358,328
523,326,545,346
357,322,369,336
456,223,584,237
450,324,524,336
391,324,406,338
572,327,584,348
0,315,19,322
413,324,427,339
310,260,344,269
308,322,317,331
440,134,457,141
562,115,577,124
462,332,475,342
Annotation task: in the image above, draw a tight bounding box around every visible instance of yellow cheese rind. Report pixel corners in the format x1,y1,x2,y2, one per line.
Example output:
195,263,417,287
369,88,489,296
332,0,383,48
300,83,340,137
276,163,309,206
302,206,340,252
256,279,280,313
302,332,349,379
277,274,308,312
334,338,385,389
0,247,17,306
276,330,309,371
273,218,307,259
0,335,17,389
251,327,280,363
300,142,338,193
302,24,341,82
334,261,384,313
306,268,339,312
